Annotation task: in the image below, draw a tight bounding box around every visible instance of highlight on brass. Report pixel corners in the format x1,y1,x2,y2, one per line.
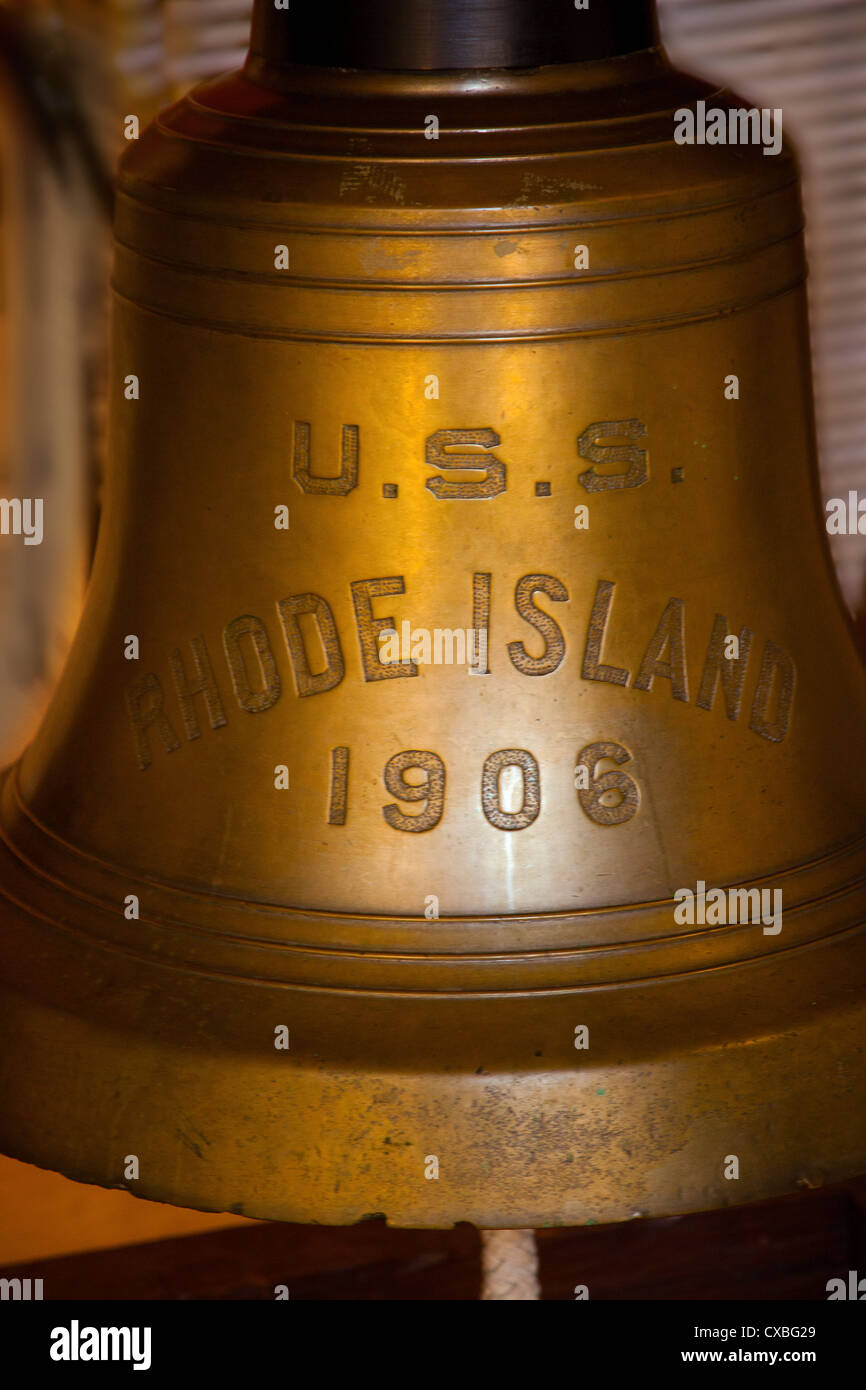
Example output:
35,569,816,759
0,0,865,1315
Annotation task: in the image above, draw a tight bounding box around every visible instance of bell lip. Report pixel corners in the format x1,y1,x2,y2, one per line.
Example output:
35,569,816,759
3,752,866,1228
0,1146,858,1235
3,902,866,1229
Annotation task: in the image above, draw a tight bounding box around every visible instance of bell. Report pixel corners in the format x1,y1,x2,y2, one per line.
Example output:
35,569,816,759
2,0,866,1233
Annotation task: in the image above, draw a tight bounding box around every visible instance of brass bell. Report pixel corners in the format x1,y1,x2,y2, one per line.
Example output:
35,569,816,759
2,0,866,1232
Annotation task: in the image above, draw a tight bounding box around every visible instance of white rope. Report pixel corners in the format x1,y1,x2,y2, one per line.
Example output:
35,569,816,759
480,1229,541,1300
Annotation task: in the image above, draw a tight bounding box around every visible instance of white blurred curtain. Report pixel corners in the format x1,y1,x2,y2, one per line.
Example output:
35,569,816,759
163,0,251,95
658,0,866,612
0,3,254,761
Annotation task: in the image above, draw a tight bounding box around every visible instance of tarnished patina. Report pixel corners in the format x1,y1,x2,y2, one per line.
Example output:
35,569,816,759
1,0,865,1228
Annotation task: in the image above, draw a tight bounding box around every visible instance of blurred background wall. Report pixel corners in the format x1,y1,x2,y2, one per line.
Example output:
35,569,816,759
0,0,257,1265
0,0,863,1264
0,1,253,773
659,0,866,616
